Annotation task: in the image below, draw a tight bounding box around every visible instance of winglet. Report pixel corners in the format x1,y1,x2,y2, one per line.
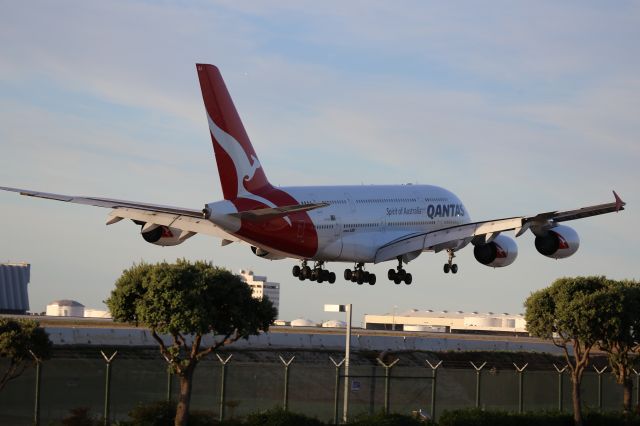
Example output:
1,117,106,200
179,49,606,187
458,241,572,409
613,190,625,212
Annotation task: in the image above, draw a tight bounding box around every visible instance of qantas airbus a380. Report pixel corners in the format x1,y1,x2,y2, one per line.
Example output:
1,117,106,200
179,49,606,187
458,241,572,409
1,64,626,285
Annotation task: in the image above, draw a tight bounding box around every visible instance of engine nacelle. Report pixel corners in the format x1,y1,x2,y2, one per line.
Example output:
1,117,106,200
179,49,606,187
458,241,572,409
534,225,580,259
251,246,286,260
141,224,190,247
473,234,518,268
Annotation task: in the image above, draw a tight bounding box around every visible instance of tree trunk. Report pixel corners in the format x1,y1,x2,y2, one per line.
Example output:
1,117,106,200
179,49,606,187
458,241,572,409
175,363,195,426
571,373,583,426
623,377,632,414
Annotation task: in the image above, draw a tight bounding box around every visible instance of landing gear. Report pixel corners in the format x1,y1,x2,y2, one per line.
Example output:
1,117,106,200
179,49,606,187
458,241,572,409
293,261,336,283
443,250,458,274
388,257,412,285
344,263,376,285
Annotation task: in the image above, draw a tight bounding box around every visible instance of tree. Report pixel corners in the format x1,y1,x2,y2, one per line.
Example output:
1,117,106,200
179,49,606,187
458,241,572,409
105,260,277,426
597,280,640,413
0,318,52,391
524,276,610,426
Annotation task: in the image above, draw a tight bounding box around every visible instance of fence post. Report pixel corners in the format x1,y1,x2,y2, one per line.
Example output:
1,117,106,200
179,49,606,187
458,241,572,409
553,364,568,412
29,350,42,426
376,358,399,415
279,356,295,411
330,357,345,425
633,369,640,407
470,362,487,409
426,360,443,420
100,350,118,426
593,365,607,412
513,363,528,413
166,365,173,402
216,354,233,421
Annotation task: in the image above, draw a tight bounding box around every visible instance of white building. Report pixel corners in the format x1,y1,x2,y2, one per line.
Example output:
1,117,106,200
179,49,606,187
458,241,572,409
364,309,528,335
46,300,85,317
238,269,280,313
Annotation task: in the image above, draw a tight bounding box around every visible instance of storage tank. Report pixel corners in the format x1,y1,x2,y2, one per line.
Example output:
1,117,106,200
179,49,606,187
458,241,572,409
322,320,347,328
290,318,316,327
0,262,30,314
46,300,85,317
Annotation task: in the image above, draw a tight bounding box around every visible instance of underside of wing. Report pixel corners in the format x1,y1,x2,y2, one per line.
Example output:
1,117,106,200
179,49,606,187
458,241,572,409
0,185,239,242
374,217,524,263
374,191,626,264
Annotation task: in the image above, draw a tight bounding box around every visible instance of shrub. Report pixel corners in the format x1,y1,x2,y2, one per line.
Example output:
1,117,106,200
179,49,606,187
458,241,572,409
243,407,324,426
438,409,640,426
119,400,217,426
61,407,98,426
347,411,430,425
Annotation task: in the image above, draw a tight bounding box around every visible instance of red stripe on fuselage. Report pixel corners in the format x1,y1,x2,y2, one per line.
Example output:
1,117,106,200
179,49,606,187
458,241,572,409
232,190,318,258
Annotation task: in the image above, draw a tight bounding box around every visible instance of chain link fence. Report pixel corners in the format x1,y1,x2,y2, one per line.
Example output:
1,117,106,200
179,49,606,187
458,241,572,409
0,352,635,425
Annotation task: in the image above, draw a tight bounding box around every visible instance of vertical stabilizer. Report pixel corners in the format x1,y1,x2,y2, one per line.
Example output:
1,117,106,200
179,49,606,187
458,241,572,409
196,64,271,200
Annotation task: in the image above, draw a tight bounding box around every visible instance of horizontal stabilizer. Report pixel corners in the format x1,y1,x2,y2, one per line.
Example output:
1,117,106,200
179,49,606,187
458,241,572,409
229,202,329,222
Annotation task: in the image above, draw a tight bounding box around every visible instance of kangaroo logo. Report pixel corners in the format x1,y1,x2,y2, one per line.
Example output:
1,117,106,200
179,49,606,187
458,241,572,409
208,114,292,225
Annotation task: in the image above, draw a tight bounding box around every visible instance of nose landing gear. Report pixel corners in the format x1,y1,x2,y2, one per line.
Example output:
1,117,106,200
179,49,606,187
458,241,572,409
443,250,458,274
387,257,412,285
344,263,376,285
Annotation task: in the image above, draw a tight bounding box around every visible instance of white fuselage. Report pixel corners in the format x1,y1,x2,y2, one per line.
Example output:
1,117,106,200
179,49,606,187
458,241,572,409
241,184,471,263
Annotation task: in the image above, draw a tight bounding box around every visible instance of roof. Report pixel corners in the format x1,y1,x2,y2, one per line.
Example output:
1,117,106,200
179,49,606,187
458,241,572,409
49,299,85,307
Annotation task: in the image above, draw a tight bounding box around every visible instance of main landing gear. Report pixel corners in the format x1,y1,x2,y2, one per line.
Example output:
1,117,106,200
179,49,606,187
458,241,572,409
388,257,412,285
292,261,336,283
344,263,376,285
443,249,458,274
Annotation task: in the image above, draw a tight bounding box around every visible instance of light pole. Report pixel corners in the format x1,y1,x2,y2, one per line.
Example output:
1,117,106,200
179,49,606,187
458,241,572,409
325,303,352,424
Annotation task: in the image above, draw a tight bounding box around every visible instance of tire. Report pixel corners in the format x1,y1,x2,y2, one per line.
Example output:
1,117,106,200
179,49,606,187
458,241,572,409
398,269,406,278
388,269,396,280
364,271,370,281
298,274,305,281
329,272,336,284
404,273,412,285
292,265,301,277
443,264,450,274
394,277,402,285
368,274,376,285
344,269,352,280
451,264,458,274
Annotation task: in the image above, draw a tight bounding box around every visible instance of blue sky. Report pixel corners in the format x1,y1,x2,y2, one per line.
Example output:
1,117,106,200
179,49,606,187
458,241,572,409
1,1,638,324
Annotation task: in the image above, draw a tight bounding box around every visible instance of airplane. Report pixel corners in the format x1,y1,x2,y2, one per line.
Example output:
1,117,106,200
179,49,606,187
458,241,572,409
0,64,627,286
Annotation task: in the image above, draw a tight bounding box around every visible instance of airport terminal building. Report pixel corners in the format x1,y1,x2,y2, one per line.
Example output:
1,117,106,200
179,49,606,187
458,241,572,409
364,309,528,335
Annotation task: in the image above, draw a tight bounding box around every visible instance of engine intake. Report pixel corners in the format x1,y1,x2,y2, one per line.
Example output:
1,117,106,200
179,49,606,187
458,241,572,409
141,224,192,246
473,234,518,268
251,246,286,260
534,225,579,259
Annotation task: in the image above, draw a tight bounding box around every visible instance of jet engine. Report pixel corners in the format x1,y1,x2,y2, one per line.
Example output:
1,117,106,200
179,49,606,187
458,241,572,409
140,224,191,246
473,234,518,268
534,225,580,259
251,246,286,260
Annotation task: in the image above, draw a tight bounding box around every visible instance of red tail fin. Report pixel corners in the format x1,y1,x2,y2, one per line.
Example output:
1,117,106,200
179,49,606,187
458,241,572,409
196,64,271,200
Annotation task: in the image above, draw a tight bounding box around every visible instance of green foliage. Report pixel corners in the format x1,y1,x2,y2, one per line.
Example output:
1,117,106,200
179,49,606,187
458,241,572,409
347,411,430,425
106,260,277,338
243,407,325,426
0,318,52,391
524,276,611,345
438,409,640,426
119,400,217,425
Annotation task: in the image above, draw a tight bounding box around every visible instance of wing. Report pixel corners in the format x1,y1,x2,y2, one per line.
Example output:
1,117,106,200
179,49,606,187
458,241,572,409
0,186,235,240
374,191,626,263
